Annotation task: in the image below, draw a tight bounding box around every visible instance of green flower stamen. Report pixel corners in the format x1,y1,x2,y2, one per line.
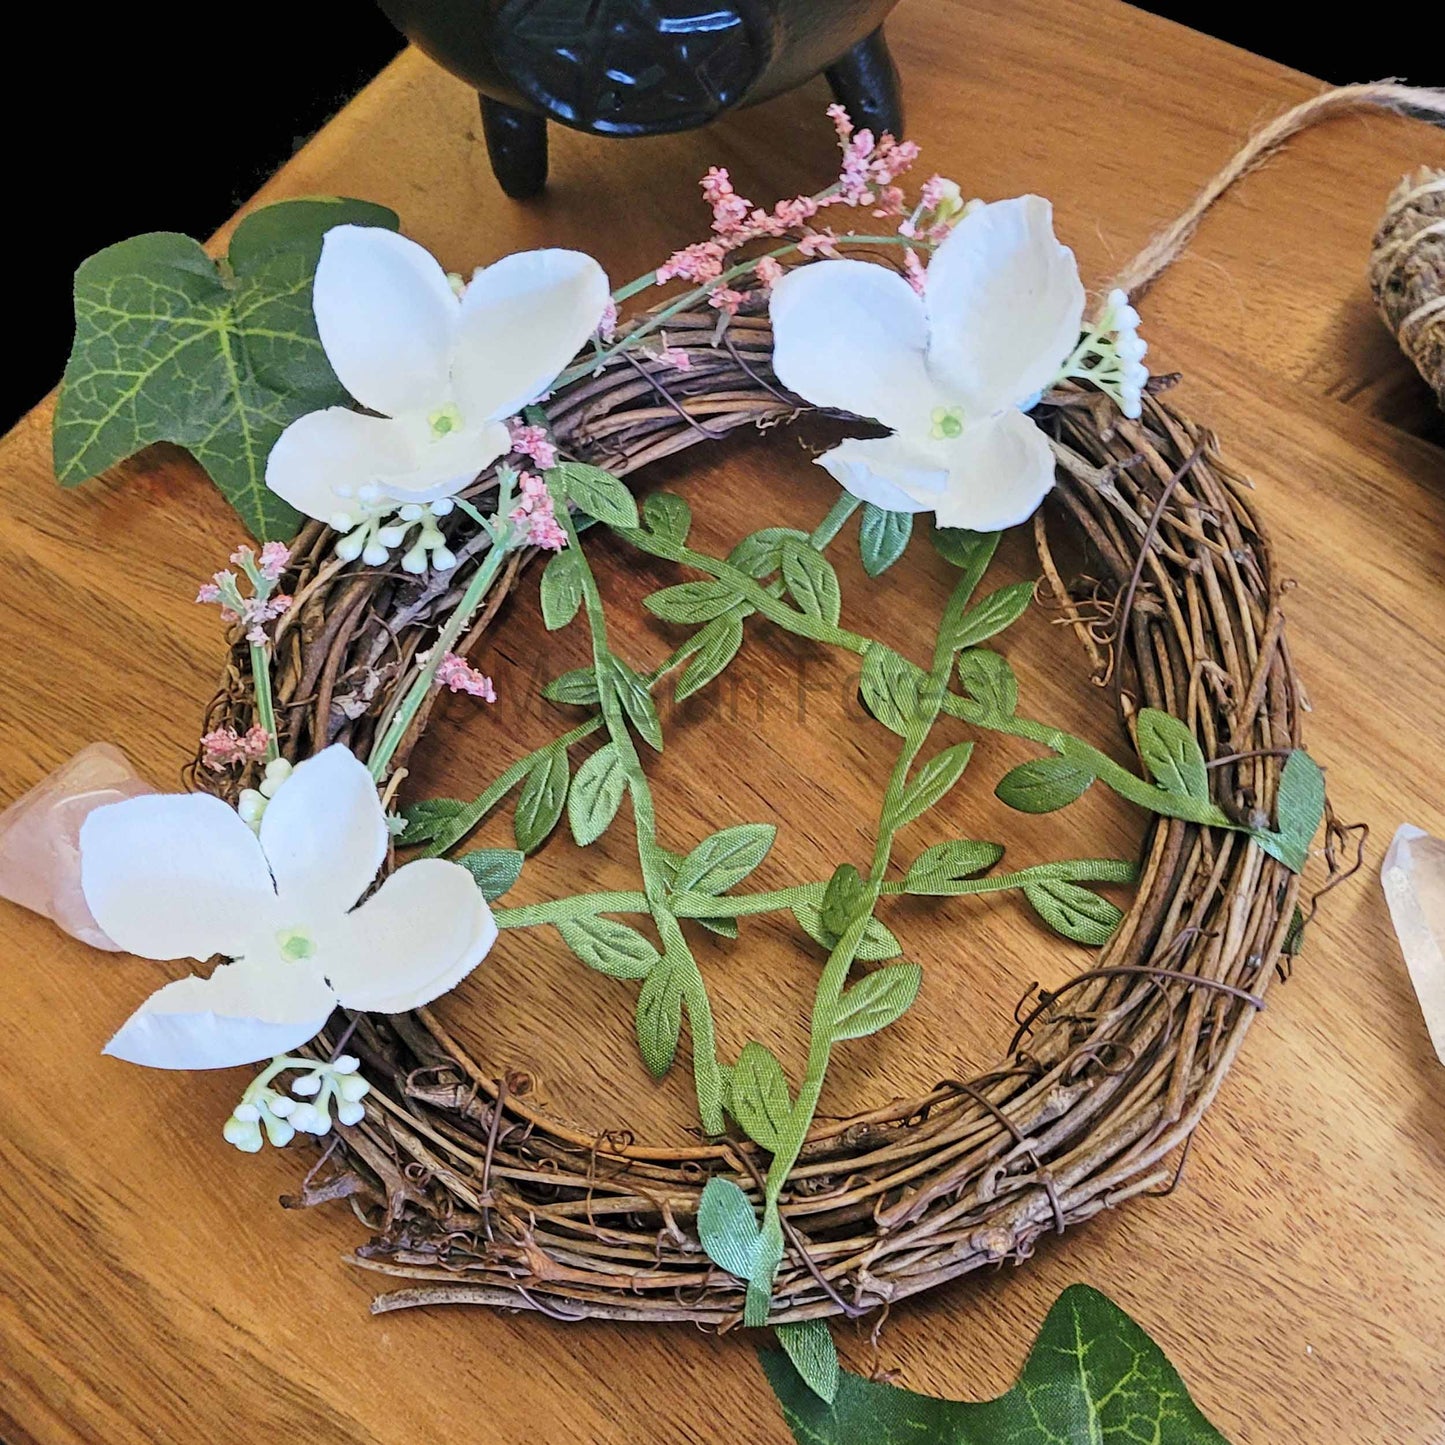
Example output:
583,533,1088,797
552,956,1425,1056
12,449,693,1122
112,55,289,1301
428,403,463,440
930,405,965,440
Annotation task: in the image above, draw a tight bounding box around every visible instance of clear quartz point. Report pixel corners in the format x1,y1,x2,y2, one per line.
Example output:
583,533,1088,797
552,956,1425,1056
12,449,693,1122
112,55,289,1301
1381,824,1445,1066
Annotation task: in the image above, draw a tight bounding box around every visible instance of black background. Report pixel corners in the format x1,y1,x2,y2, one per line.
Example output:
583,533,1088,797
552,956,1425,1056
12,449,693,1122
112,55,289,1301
6,4,1434,429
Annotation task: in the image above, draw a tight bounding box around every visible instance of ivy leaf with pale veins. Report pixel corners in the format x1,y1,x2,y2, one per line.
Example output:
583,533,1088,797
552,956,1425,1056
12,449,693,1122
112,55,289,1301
54,197,399,541
761,1282,1231,1444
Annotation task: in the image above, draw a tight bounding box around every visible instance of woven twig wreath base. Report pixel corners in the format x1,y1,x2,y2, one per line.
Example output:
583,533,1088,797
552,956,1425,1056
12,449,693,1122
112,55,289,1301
196,306,1328,1326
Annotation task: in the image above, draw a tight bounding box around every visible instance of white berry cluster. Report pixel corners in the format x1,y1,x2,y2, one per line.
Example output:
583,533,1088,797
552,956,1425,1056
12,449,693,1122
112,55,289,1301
222,1054,372,1153
332,489,458,574
1058,287,1150,420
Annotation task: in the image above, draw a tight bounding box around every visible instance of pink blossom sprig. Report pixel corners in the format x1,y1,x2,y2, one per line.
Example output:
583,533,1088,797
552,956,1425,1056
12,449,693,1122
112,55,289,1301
434,653,497,701
654,107,923,293
508,471,568,552
197,544,294,645
509,422,558,471
199,724,271,773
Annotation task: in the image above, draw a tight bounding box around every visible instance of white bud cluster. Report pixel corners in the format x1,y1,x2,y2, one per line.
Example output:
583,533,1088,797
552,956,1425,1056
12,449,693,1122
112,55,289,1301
1056,288,1150,421
237,756,294,831
222,1054,372,1153
330,487,458,574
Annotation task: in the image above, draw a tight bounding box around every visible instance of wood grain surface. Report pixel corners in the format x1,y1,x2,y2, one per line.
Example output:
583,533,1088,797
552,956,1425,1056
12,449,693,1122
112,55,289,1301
3,3,1445,1441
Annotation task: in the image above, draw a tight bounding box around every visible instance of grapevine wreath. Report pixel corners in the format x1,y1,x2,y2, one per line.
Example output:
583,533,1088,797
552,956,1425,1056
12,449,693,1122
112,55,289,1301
43,87,1425,1391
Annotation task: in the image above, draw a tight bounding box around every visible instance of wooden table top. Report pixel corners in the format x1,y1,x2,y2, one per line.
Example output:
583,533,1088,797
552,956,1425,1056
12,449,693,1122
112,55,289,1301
4,3,1445,1441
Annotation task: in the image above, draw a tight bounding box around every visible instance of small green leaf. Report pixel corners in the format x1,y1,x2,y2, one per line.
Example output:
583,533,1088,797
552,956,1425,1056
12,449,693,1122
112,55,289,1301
858,504,913,577
1255,749,1326,874
956,648,1018,716
730,1041,793,1152
761,1282,1231,1444
675,608,747,702
1023,878,1123,945
947,579,1035,652
1137,708,1210,803
54,198,400,540
996,756,1095,813
568,742,629,846
896,742,974,828
728,527,809,579
930,526,998,573
642,490,692,545
456,848,524,901
780,539,842,625
774,1320,839,1406
396,796,466,846
635,961,684,1076
821,863,866,937
558,915,660,979
859,645,928,736
696,913,740,939
831,962,922,1041
792,904,902,961
513,749,569,853
539,547,586,631
542,666,600,706
557,461,639,529
696,1176,763,1279
609,655,663,751
675,823,777,895
646,579,744,625
903,838,1005,892
1283,902,1307,957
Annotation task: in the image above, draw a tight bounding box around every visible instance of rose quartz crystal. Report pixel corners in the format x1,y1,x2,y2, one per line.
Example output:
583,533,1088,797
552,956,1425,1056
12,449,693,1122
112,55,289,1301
0,743,156,949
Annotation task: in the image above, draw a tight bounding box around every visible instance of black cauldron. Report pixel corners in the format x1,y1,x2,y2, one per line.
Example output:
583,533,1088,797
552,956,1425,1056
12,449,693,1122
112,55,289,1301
375,0,905,197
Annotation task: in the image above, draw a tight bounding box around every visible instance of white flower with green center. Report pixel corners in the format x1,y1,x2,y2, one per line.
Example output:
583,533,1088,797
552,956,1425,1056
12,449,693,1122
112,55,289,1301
265,225,609,549
79,745,497,1070
769,195,1088,530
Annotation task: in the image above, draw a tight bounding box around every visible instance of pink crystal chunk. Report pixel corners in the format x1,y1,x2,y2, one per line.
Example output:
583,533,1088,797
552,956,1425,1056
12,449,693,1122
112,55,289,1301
1382,824,1445,1067
0,743,156,949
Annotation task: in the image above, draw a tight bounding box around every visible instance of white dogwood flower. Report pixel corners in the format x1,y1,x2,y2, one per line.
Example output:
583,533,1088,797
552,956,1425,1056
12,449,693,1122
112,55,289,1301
769,195,1087,530
266,225,609,556
80,745,497,1070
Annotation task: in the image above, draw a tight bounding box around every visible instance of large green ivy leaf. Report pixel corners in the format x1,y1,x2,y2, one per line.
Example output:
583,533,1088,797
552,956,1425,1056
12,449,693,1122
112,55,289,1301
53,196,399,541
762,1283,1231,1443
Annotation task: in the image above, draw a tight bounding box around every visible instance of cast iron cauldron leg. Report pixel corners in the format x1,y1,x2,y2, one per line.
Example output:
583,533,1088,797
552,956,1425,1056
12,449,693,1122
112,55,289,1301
824,27,903,138
481,97,548,200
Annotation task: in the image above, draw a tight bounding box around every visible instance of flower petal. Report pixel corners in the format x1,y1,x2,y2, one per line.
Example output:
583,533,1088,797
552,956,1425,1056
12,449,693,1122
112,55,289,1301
770,259,945,433
816,433,952,513
103,956,335,1070
933,410,1058,531
322,858,497,1014
80,792,276,962
452,249,610,422
258,746,388,920
313,226,459,418
924,196,1085,415
378,417,513,503
265,407,416,522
